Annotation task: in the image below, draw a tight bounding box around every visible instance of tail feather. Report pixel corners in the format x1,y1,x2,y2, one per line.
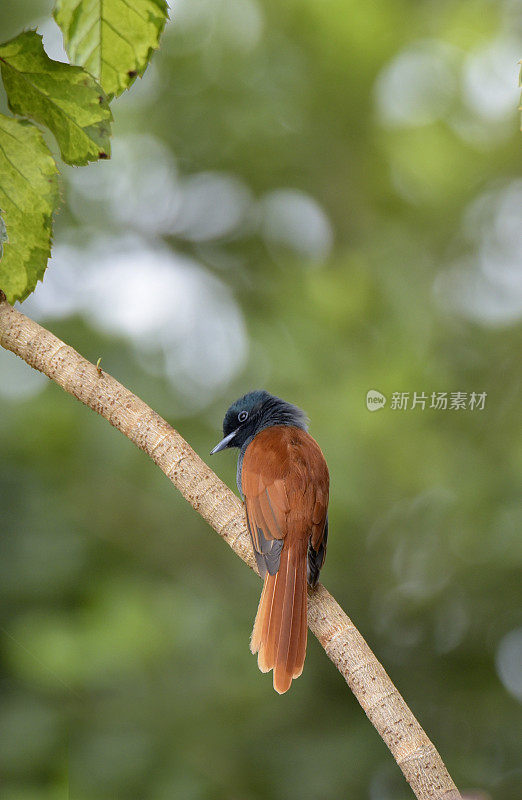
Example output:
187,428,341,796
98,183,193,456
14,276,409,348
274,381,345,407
290,564,307,679
253,576,274,672
250,545,307,693
292,612,307,679
250,576,268,654
263,550,288,670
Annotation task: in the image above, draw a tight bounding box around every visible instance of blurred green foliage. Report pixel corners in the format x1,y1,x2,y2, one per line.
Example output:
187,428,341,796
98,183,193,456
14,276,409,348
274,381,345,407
1,1,521,798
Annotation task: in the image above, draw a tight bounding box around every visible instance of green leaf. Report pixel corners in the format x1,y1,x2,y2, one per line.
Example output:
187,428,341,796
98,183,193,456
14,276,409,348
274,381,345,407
54,0,169,101
0,30,112,166
0,114,60,304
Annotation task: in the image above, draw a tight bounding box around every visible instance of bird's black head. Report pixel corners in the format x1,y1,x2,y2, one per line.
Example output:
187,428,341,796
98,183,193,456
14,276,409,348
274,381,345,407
210,390,308,454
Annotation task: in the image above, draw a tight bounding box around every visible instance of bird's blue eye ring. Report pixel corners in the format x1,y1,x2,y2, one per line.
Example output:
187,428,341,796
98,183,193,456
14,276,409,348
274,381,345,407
238,410,248,423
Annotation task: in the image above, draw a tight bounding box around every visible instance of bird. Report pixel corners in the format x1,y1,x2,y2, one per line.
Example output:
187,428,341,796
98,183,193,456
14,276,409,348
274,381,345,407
211,390,329,693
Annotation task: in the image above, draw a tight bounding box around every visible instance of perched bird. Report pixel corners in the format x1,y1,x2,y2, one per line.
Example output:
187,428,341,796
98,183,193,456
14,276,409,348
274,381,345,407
211,390,329,693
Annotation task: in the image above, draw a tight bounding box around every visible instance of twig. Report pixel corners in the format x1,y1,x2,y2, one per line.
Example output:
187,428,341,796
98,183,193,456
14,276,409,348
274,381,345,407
0,295,461,800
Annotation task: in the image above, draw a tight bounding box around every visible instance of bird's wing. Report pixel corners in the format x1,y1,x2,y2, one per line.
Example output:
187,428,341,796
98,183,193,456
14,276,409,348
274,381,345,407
307,474,329,587
241,426,329,579
244,426,329,692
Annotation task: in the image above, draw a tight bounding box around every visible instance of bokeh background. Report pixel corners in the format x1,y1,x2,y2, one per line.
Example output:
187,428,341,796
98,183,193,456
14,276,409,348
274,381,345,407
1,1,521,798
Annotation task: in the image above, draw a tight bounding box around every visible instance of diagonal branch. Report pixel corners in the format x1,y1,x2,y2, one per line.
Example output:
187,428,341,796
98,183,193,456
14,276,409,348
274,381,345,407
0,293,461,800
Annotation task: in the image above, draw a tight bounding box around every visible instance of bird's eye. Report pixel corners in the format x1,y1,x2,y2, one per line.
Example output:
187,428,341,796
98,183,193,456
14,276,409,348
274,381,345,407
238,410,248,423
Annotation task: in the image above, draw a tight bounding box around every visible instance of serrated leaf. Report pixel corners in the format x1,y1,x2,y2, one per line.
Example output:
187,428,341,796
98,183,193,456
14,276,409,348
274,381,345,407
0,30,112,166
0,114,60,303
54,0,169,101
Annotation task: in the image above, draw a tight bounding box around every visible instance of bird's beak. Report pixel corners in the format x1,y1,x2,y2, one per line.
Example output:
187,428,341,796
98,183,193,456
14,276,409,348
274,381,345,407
210,430,237,455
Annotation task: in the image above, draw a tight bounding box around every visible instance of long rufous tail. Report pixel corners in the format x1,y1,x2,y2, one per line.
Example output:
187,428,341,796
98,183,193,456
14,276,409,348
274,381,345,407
250,545,308,694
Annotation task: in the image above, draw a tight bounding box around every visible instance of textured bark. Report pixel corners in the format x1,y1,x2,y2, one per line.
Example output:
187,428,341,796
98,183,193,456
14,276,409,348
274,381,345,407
0,294,461,800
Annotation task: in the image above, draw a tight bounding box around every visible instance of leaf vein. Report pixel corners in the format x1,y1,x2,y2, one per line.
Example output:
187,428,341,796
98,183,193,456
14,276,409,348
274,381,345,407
0,142,43,210
102,17,138,57
116,0,149,23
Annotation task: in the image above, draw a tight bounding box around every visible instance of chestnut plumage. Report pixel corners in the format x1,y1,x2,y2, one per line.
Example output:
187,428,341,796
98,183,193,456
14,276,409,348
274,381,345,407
211,391,329,693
